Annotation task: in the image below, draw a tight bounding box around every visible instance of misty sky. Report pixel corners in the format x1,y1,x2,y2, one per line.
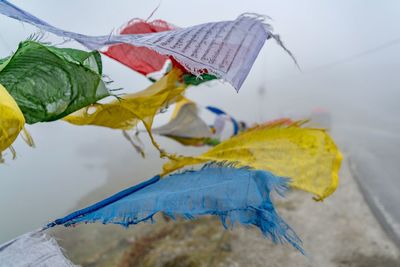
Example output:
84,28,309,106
0,0,399,242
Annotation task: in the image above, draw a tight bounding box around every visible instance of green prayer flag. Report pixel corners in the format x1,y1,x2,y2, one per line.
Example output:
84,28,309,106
0,41,109,124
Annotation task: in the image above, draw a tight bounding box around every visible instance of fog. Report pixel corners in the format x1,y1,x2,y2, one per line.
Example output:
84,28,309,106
0,0,399,244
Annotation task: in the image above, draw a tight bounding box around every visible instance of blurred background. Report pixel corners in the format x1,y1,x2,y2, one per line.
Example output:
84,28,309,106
0,0,399,266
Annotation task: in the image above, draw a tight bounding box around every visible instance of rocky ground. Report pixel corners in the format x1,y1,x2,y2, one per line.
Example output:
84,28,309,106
52,160,400,266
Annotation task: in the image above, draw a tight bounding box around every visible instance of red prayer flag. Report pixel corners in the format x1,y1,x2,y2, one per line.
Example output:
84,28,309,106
102,19,176,75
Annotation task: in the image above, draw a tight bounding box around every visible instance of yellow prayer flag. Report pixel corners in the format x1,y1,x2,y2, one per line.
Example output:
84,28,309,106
64,68,186,155
163,121,342,200
0,83,25,160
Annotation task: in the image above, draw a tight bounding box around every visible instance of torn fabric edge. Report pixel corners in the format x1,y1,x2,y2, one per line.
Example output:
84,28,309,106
46,165,303,253
0,0,276,90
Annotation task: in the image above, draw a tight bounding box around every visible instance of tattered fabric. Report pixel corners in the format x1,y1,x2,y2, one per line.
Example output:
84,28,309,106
163,121,343,200
0,83,24,160
152,98,212,146
102,19,218,85
64,68,186,154
153,98,242,146
0,230,75,267
103,19,175,76
0,0,274,91
47,165,303,252
0,41,109,124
